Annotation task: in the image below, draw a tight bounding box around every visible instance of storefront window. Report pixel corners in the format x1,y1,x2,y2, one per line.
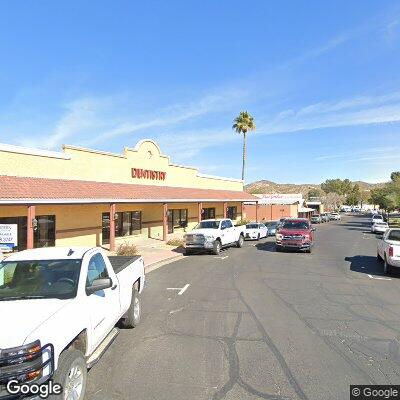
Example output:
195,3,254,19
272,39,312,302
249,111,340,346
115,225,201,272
227,206,237,220
0,215,55,250
202,208,215,220
167,209,188,233
102,211,142,244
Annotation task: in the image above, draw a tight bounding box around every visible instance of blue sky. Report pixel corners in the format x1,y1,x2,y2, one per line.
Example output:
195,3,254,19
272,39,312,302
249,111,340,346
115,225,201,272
1,1,400,184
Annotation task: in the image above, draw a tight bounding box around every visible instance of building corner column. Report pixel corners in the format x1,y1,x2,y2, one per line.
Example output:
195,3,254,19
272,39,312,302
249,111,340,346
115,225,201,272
109,203,116,252
256,202,259,222
163,203,168,241
27,205,36,249
198,202,202,222
223,202,227,218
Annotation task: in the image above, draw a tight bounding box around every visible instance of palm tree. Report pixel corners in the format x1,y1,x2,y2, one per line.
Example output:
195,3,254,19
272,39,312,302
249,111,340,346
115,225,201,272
232,111,256,181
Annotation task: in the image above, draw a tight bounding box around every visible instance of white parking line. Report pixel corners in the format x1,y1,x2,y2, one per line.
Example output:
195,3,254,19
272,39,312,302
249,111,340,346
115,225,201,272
214,256,229,259
166,283,190,295
178,284,190,295
367,274,392,281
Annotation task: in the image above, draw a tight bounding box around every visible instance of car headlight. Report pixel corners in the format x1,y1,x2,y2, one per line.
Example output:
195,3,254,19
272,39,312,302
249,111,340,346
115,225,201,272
276,234,283,240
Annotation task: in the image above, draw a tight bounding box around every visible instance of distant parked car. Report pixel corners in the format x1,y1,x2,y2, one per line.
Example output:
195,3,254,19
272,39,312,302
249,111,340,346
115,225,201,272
311,215,322,224
264,221,279,236
245,222,268,240
371,221,389,234
321,213,330,222
377,228,400,274
371,214,384,225
329,212,341,221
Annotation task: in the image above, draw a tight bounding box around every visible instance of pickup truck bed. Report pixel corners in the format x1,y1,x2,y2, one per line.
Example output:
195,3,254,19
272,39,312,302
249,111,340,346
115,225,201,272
109,255,142,274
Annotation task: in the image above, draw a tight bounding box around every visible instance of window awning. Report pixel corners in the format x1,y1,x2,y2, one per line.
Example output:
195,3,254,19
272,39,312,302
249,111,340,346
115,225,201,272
0,175,258,204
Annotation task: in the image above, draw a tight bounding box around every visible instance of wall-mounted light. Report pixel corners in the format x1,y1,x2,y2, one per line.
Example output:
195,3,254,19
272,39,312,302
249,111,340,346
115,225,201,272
32,218,38,231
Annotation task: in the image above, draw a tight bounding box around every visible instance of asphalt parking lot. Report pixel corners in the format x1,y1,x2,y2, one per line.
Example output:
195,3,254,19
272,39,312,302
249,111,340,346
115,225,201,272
86,215,400,400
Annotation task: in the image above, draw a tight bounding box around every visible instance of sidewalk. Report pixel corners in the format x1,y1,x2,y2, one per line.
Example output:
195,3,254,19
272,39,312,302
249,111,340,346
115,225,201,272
106,237,185,272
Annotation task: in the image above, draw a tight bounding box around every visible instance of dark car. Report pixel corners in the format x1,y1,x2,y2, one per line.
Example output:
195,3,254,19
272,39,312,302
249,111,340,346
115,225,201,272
264,221,279,236
275,218,315,253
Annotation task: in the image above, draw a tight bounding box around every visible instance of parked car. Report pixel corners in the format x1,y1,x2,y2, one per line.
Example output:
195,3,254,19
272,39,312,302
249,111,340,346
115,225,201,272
321,213,330,222
371,214,384,225
371,221,389,234
264,220,279,236
244,222,268,240
275,218,315,253
0,247,145,400
311,215,322,224
377,228,400,274
183,219,245,255
329,212,341,221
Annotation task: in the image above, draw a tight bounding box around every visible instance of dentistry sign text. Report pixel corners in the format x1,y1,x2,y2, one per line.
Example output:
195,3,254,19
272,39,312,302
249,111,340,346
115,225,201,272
131,168,167,181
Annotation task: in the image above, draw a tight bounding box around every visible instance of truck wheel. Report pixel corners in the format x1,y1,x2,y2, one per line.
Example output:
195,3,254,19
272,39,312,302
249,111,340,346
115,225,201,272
236,234,244,248
185,249,192,255
384,257,391,275
121,289,141,328
213,240,221,255
377,251,382,262
51,349,87,400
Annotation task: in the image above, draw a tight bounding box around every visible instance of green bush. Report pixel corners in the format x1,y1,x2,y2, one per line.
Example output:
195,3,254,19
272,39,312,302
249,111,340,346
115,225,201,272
116,242,138,256
235,219,250,226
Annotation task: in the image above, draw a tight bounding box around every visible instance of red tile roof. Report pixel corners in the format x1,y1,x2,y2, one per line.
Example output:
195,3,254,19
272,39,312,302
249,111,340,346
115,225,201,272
0,175,257,203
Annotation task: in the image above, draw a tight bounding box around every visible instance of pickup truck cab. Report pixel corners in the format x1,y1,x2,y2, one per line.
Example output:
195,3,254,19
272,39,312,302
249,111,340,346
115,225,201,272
183,219,245,255
377,228,400,274
0,247,145,400
275,218,315,253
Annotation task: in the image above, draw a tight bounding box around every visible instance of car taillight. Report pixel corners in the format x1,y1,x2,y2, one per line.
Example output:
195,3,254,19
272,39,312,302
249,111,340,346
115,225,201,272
389,246,394,257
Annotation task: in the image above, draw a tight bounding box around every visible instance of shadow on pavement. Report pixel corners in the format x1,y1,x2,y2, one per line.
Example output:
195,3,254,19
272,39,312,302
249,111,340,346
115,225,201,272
255,241,277,253
345,255,397,277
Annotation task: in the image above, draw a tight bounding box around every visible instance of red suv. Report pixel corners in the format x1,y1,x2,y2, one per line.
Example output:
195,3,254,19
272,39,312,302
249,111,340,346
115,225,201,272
275,218,315,253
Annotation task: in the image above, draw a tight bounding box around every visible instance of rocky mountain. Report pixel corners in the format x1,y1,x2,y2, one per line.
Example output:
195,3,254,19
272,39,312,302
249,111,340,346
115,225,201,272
244,180,385,196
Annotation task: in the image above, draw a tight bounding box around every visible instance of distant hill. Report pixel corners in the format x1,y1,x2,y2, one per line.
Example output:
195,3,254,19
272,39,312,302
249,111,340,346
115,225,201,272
244,180,385,196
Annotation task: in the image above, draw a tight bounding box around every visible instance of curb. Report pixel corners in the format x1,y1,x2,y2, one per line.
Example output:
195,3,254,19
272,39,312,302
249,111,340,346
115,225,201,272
145,253,185,273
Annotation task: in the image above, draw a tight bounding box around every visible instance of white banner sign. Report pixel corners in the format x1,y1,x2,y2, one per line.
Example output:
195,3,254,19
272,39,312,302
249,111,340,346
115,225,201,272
0,224,18,251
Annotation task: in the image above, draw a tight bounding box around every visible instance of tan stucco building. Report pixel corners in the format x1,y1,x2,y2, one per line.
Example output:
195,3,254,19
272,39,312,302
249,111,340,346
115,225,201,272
0,139,256,251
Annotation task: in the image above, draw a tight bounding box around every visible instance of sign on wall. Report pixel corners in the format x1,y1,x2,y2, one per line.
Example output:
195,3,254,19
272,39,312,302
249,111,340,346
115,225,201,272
131,168,166,181
0,224,18,252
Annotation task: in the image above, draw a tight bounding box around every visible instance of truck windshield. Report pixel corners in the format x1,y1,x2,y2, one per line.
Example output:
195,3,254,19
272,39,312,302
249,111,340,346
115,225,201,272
246,224,259,229
0,259,82,300
282,221,309,230
194,221,220,229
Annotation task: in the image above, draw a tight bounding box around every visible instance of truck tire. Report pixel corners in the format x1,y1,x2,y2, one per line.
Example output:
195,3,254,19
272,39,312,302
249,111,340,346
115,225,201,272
51,349,87,400
213,239,221,255
236,234,244,248
384,256,391,275
377,251,382,262
185,249,192,255
121,289,141,328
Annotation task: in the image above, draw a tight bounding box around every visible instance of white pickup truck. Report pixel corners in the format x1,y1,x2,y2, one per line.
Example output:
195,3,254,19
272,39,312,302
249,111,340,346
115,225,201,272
377,228,400,274
183,218,245,255
0,246,145,400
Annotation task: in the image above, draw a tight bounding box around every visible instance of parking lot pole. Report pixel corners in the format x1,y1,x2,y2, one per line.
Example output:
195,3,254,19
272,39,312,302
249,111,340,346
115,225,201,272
27,205,36,249
198,202,202,222
163,203,168,241
223,202,227,218
109,203,116,252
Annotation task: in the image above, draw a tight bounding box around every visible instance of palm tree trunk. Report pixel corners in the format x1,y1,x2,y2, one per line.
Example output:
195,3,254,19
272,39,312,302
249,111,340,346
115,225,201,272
242,131,246,181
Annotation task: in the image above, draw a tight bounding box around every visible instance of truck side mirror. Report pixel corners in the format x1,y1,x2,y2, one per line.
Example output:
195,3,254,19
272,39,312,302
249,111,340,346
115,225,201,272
86,277,112,295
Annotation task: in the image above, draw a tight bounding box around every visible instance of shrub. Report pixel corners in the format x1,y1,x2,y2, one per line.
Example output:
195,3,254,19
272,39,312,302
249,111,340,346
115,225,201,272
116,242,138,256
235,219,250,226
166,238,184,247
